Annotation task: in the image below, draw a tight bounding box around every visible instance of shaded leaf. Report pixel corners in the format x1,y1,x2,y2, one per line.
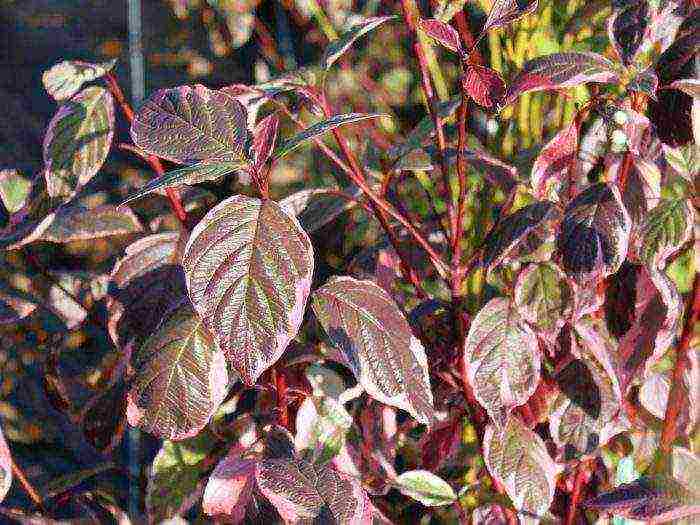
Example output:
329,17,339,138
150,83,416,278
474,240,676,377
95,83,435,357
295,395,352,465
627,68,659,100
479,0,538,37
483,417,561,520
394,470,456,507
557,182,631,281
42,59,116,102
131,85,249,165
617,158,662,225
322,16,395,70
81,380,128,454
464,298,540,425
669,78,700,98
279,186,360,235
39,204,142,243
514,262,573,336
419,19,462,54
182,195,314,385
202,448,256,522
504,52,618,106
608,0,650,66
634,199,693,269
0,169,32,214
43,86,115,199
530,122,578,202
251,113,279,170
0,424,11,503
274,113,388,159
462,65,506,108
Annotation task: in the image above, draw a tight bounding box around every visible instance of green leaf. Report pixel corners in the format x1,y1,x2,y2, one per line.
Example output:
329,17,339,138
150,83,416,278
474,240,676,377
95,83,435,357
394,470,456,507
635,199,694,269
273,113,388,159
322,17,396,70
663,144,699,182
514,262,573,336
0,169,32,214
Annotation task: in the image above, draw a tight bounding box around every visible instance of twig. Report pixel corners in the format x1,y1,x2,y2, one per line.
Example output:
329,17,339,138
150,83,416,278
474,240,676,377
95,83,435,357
566,461,589,525
11,459,45,513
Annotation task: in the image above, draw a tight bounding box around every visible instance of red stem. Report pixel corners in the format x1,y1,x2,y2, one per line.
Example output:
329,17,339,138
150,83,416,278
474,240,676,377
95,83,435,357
566,462,589,525
272,368,289,430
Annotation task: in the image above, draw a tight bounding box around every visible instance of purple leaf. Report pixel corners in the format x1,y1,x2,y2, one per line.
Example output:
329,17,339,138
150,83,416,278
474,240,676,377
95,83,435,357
612,157,661,224
279,186,361,235
312,276,435,425
42,59,117,102
462,65,506,108
251,113,279,170
322,16,396,70
81,380,128,454
181,195,314,385
419,19,463,54
530,122,578,201
130,85,249,165
608,0,650,66
504,52,619,106
38,204,143,243
0,424,12,503
202,448,257,522
464,298,540,425
43,86,115,199
479,0,539,38
557,183,631,281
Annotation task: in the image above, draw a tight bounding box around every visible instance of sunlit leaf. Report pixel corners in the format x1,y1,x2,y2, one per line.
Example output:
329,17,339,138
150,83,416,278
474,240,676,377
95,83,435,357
483,417,561,519
663,144,699,182
131,84,249,165
670,446,700,494
42,59,116,102
419,18,463,54
395,470,456,507
669,78,700,99
639,372,671,420
608,0,650,65
251,113,279,170
462,65,506,108
464,298,540,425
273,113,388,159
634,199,693,269
43,86,115,199
504,52,619,106
0,424,12,503
279,186,360,235
479,0,538,37
295,395,352,465
514,262,573,337
530,122,578,202
182,195,314,385
38,204,142,243
472,504,510,524
312,276,435,425
322,16,395,70
558,182,631,281
202,448,256,521
0,169,32,214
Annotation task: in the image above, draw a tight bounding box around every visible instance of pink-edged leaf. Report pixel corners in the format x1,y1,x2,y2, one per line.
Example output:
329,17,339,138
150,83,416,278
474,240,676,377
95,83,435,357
419,19,462,54
584,476,700,522
464,297,540,425
321,16,396,70
312,276,435,425
462,65,506,108
504,52,619,106
634,198,694,269
483,417,562,519
256,457,369,524
38,204,143,243
479,0,538,37
131,85,249,165
127,300,228,440
251,113,279,170
530,122,578,201
627,68,659,100
0,424,12,502
557,182,631,281
181,195,314,385
42,59,116,102
202,447,256,521
616,158,661,224
514,262,573,338
608,0,650,66
669,78,700,99
43,86,115,199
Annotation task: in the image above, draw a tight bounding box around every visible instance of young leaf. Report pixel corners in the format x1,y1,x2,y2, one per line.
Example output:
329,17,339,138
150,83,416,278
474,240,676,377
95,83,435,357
504,52,619,106
202,448,256,521
42,58,117,102
279,186,360,235
43,86,115,199
312,277,435,425
479,0,538,38
394,470,456,507
634,199,694,269
608,0,650,66
321,16,395,70
669,78,700,99
419,19,463,54
127,300,228,440
464,297,540,425
530,122,578,202
130,85,249,165
462,65,506,109
514,262,573,337
38,204,143,243
0,169,32,214
251,113,279,170
483,417,561,520
274,113,388,159
181,195,314,385
0,424,12,503
558,182,631,281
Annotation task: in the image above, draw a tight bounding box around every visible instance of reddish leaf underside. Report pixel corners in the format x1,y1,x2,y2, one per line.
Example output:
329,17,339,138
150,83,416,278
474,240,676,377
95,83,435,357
419,19,463,54
462,64,506,108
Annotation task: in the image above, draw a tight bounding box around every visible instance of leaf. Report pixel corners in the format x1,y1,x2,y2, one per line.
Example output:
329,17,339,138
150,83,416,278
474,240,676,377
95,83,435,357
81,380,128,454
322,16,395,70
464,298,540,425
274,113,388,159
483,417,561,520
669,78,700,99
0,169,32,214
38,204,143,243
663,144,699,182
394,470,456,507
583,476,700,522
504,52,619,106
514,262,573,336
131,85,249,165
479,0,539,37
43,86,115,199
256,457,368,523
181,195,314,385
557,182,631,281
627,68,659,100
202,448,256,521
472,504,510,524
618,158,662,225
251,114,279,170
295,395,352,465
0,424,12,503
670,446,700,494
312,276,435,425
42,59,117,102
635,199,694,270
419,19,463,54
462,65,506,108
530,122,578,202
638,372,671,420
279,186,360,235
482,201,561,271
608,0,650,66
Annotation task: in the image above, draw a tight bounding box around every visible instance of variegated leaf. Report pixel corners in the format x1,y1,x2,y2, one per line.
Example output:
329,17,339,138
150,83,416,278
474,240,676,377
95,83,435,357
322,16,395,70
43,86,115,199
202,447,256,521
627,68,659,99
634,199,694,269
419,19,463,54
530,122,578,202
608,0,650,65
182,195,314,385
514,262,573,337
395,470,456,507
279,186,360,235
462,65,506,108
312,276,435,425
612,158,661,225
0,169,32,214
483,417,561,520
464,298,540,425
295,395,352,465
39,204,142,243
479,0,538,37
663,144,699,182
131,85,249,165
670,78,700,99
42,59,116,102
0,424,12,502
251,113,279,170
558,183,631,281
